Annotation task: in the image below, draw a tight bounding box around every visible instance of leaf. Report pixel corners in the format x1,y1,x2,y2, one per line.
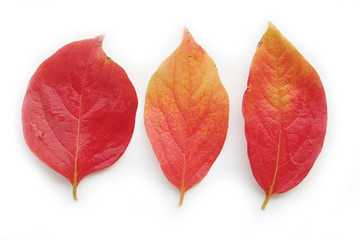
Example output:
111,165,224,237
22,36,138,200
144,28,229,205
242,23,327,209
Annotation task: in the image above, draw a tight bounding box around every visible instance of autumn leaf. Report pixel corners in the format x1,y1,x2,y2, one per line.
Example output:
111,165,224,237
22,36,138,200
242,23,327,209
144,28,229,206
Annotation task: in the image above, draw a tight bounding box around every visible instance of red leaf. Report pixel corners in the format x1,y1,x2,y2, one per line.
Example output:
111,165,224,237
22,36,138,199
144,28,229,205
242,23,327,209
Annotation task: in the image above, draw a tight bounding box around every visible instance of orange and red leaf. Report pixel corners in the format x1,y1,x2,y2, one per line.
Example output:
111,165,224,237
144,28,229,205
242,23,327,209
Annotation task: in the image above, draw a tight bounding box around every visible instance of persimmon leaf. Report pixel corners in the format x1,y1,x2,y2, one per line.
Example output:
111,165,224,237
242,23,327,209
22,36,138,199
144,28,229,205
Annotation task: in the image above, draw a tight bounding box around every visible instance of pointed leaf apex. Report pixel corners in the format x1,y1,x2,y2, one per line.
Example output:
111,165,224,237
95,35,105,45
183,27,191,36
182,27,195,42
267,22,279,32
182,27,196,48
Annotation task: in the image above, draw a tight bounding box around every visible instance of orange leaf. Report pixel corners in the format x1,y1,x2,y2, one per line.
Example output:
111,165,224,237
144,28,229,205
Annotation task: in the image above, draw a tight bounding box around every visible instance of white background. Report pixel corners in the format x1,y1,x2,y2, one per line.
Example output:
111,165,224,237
0,0,359,239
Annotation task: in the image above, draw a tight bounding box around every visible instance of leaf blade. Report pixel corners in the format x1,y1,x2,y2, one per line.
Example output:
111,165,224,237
22,36,138,199
242,23,327,209
145,28,229,205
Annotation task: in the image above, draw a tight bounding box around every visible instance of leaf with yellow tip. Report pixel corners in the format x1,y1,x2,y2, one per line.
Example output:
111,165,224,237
144,28,229,206
242,23,327,209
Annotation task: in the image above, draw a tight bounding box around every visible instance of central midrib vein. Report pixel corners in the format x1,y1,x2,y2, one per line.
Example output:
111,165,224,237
178,51,193,206
72,42,98,200
268,51,283,198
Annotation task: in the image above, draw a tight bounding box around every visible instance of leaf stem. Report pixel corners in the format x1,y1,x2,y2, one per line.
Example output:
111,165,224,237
261,193,272,210
73,182,78,201
179,189,185,206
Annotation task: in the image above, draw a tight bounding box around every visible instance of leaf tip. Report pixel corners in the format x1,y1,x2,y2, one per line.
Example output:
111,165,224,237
183,27,191,36
95,35,105,46
267,21,281,35
264,22,283,42
182,27,194,43
268,21,276,29
181,27,198,52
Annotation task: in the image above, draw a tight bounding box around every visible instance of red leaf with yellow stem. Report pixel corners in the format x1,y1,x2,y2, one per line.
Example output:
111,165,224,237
22,36,138,199
242,23,327,209
144,28,229,205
